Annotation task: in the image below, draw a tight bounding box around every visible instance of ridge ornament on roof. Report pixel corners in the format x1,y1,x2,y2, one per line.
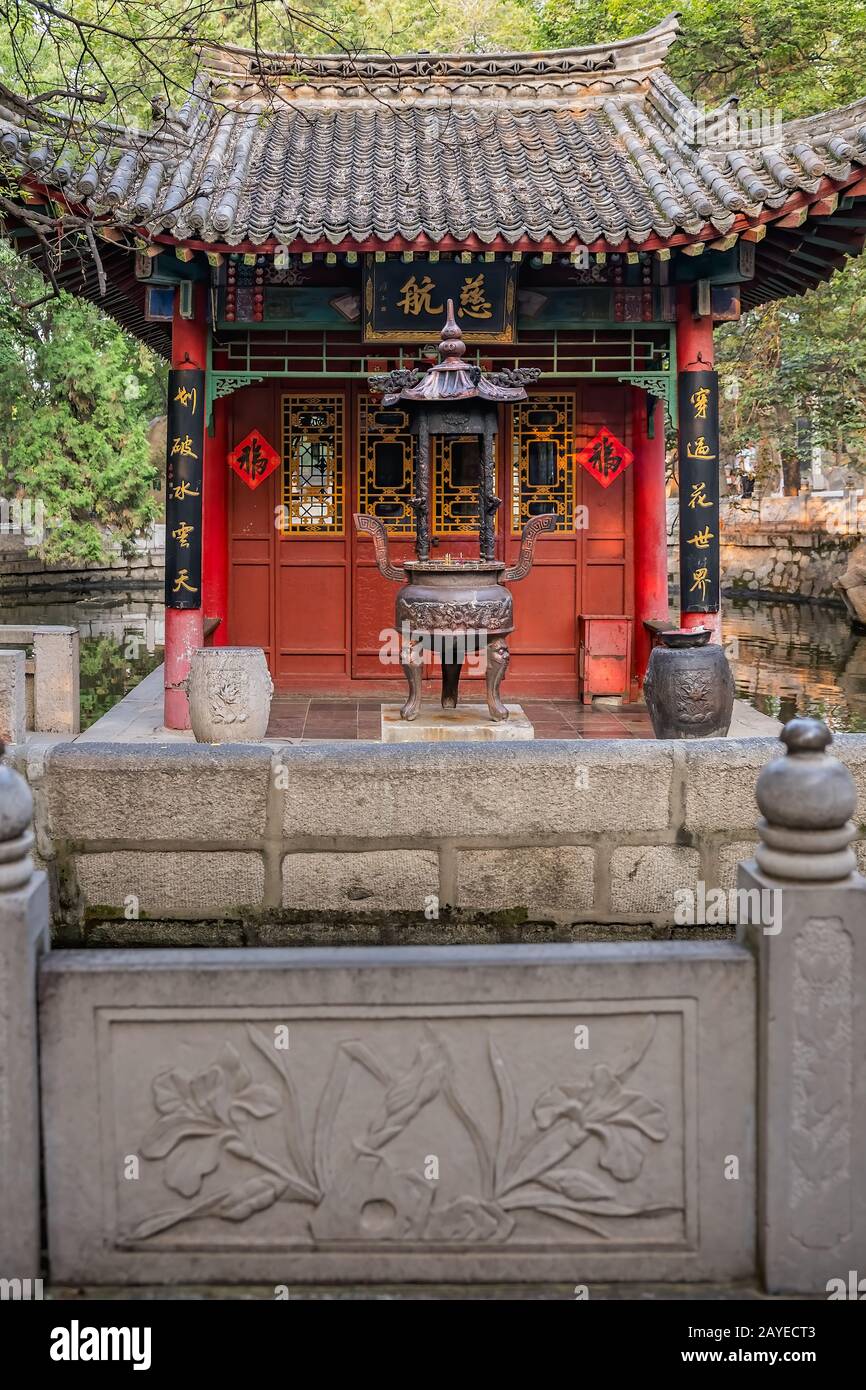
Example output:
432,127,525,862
202,13,682,86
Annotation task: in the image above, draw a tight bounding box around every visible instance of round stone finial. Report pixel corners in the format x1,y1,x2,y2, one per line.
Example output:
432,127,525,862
755,717,858,882
0,741,33,838
0,740,35,890
780,716,833,754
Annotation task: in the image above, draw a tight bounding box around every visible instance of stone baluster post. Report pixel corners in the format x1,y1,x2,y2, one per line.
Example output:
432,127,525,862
0,742,48,1278
738,718,866,1294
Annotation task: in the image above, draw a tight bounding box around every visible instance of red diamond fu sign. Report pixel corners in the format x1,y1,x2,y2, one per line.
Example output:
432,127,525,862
228,429,280,490
576,426,634,489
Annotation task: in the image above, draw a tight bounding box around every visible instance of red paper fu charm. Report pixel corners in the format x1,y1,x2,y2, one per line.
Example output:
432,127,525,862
577,426,634,489
228,429,280,490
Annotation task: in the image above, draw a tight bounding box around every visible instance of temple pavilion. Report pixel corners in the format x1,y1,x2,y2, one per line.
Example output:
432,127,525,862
3,14,866,727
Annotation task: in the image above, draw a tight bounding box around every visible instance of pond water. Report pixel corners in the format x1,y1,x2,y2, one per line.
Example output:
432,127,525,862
723,596,866,733
3,588,866,734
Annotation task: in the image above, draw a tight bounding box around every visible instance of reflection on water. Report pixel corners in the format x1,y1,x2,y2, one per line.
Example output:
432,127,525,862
723,597,866,733
1,588,164,730
3,588,865,734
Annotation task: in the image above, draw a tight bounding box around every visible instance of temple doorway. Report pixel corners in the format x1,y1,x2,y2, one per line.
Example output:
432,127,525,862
227,380,634,697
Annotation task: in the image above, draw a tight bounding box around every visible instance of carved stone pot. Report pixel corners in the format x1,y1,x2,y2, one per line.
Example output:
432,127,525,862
186,647,274,743
643,629,735,739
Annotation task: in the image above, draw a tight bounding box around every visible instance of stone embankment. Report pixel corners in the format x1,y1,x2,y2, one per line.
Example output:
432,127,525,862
667,493,865,600
0,528,164,593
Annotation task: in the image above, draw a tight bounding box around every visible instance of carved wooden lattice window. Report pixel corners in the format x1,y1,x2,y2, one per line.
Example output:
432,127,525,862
358,394,414,534
512,393,575,533
280,395,344,535
433,435,491,535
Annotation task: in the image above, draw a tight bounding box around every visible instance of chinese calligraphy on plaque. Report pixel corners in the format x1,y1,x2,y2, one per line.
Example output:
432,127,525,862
678,369,720,614
363,257,517,342
165,368,204,610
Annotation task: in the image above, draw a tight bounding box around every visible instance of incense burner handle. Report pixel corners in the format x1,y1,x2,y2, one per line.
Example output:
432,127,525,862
353,514,405,582
503,513,557,582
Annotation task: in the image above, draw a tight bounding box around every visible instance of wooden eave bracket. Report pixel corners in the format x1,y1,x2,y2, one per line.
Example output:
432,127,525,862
776,207,809,229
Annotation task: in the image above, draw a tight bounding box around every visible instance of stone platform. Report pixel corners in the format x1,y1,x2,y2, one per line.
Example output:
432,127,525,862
64,665,781,744
381,702,534,742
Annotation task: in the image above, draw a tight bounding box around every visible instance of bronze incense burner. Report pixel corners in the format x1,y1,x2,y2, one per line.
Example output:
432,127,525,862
354,300,554,722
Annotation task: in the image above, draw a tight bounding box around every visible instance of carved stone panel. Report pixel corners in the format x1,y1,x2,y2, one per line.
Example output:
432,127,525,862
40,944,755,1284
791,919,853,1252
739,860,866,1294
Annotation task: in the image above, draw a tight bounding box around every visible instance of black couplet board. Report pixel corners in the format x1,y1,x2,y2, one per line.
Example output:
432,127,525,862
678,368,720,614
164,368,205,610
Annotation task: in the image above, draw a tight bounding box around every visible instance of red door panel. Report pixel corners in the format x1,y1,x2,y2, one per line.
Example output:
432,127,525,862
275,392,349,685
504,390,580,693
228,386,276,670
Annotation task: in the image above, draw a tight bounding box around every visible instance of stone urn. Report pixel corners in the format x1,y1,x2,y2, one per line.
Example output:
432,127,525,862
643,628,735,739
185,647,273,743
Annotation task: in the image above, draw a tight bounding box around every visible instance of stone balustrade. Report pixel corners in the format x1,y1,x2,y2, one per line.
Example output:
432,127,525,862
2,720,864,1291
0,743,49,1279
0,624,80,739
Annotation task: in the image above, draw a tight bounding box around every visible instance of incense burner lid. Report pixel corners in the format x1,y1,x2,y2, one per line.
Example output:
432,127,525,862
371,301,540,406
402,558,506,575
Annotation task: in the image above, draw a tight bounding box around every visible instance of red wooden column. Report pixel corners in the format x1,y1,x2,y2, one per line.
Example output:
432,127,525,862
203,393,229,646
675,285,722,643
632,388,669,684
164,285,206,729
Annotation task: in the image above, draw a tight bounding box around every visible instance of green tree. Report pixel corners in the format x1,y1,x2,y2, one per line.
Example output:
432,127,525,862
531,0,866,479
0,251,164,563
531,1,866,112
716,260,866,475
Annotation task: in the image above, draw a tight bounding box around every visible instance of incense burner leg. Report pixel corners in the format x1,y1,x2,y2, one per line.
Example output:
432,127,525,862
485,637,510,721
400,659,423,721
441,659,463,710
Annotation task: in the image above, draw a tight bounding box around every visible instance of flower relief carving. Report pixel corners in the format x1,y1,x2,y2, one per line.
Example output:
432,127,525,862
126,1015,679,1245
206,664,250,725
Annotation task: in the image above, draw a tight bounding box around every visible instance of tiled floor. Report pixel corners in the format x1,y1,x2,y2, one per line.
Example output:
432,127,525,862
266,697,655,741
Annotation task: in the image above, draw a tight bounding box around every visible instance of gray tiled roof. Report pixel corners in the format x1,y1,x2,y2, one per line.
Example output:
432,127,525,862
3,15,866,250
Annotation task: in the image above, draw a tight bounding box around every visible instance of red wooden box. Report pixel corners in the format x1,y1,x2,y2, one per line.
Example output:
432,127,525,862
578,615,633,704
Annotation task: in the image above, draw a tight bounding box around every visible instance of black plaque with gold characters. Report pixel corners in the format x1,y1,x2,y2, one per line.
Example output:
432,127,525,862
165,369,205,610
678,369,720,614
363,257,517,343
